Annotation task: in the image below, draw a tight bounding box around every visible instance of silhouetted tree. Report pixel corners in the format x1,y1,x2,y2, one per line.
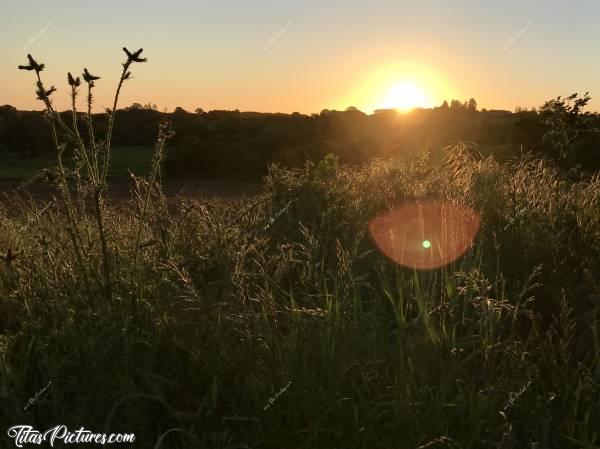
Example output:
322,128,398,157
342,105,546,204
539,92,597,162
6,95,599,176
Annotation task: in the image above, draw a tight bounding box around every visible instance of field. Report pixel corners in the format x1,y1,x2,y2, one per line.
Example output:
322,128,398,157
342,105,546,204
1,145,599,448
0,145,263,201
0,145,155,180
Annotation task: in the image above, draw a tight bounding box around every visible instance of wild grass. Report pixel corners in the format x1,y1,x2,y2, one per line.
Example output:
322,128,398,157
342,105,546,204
1,50,599,448
1,146,599,448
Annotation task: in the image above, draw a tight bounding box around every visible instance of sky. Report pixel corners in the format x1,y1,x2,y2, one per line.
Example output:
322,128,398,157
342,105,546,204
1,0,599,114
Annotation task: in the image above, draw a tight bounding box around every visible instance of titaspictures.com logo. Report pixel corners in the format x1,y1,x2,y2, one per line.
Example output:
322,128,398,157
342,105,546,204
7,425,135,447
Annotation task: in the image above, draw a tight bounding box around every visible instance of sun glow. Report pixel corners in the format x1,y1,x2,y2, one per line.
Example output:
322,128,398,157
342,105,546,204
378,81,430,112
343,62,452,114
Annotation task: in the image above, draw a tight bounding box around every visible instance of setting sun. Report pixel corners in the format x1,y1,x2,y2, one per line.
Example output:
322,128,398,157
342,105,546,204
378,81,430,112
3,2,600,446
347,63,449,114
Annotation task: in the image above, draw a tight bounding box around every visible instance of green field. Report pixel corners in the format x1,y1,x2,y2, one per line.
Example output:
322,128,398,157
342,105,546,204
0,145,155,179
1,146,599,448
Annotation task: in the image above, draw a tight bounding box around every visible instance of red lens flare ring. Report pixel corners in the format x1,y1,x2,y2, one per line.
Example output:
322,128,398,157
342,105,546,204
368,201,480,270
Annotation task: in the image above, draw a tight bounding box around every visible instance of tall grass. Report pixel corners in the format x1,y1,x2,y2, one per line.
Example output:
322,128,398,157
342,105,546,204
1,52,599,448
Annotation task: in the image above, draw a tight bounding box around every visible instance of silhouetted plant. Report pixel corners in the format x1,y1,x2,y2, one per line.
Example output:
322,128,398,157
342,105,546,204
539,92,598,162
18,47,170,300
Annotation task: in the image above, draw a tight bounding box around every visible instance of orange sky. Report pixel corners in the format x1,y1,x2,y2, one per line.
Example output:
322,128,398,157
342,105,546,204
2,0,600,114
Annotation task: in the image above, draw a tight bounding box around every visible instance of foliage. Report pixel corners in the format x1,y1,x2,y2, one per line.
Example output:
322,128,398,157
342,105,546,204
539,92,600,166
15,48,171,303
1,50,600,447
1,145,599,448
4,93,600,177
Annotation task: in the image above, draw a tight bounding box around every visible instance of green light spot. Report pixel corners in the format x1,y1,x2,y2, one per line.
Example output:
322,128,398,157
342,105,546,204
422,240,431,249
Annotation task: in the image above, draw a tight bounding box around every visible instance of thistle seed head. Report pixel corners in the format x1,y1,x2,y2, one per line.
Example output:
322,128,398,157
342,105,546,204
36,84,57,100
68,72,81,87
83,68,100,85
122,47,147,64
19,54,45,72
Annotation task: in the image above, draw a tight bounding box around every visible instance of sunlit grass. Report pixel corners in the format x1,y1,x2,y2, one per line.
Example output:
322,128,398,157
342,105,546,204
2,48,599,449
1,145,599,448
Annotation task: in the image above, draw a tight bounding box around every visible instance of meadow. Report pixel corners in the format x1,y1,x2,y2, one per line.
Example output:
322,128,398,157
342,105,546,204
0,145,155,180
1,49,599,449
1,145,599,448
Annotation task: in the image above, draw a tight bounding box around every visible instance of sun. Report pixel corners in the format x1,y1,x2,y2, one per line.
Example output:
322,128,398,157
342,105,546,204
344,62,449,114
378,81,430,112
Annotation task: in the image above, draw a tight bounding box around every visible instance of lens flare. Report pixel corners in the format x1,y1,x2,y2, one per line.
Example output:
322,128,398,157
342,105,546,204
368,201,480,270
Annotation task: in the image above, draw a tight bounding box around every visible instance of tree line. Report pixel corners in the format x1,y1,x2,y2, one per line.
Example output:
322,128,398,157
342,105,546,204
1,94,599,177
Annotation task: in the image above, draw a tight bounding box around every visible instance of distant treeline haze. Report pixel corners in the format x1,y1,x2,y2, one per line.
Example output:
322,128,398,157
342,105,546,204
1,94,599,176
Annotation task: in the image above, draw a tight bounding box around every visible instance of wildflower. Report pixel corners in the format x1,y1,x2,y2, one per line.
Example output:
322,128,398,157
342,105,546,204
122,47,147,63
67,72,81,87
18,54,45,73
82,68,100,86
35,81,56,100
